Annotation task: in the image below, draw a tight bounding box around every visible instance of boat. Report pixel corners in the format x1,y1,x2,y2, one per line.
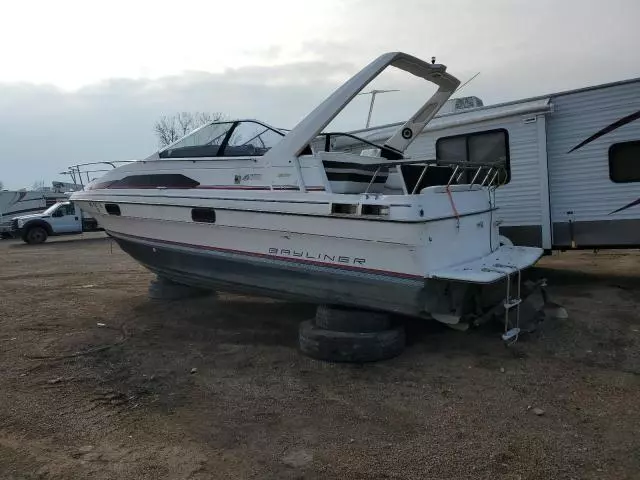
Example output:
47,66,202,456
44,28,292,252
70,52,548,336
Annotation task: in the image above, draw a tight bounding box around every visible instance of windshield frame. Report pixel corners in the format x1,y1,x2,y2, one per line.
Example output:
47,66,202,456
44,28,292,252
314,132,403,159
158,120,286,159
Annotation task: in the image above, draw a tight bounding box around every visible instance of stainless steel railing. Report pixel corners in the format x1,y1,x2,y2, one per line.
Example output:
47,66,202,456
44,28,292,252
359,158,508,195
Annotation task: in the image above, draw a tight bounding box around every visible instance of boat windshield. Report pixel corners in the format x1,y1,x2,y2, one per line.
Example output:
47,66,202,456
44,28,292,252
312,132,402,158
158,120,285,159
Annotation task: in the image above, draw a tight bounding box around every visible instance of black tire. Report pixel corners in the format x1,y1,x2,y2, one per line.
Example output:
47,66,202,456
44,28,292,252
299,320,405,363
315,304,390,332
83,220,98,232
148,277,212,300
24,227,48,245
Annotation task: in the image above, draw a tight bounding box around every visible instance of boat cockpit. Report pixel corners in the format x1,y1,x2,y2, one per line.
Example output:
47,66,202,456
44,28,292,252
145,53,505,195
156,119,404,161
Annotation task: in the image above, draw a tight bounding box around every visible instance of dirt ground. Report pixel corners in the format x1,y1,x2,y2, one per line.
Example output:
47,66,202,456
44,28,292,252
0,233,639,480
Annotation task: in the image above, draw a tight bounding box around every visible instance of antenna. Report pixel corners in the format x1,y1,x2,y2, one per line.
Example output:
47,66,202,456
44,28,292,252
358,89,400,128
454,71,480,95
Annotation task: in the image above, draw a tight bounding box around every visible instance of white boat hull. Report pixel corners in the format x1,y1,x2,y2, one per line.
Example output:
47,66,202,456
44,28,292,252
79,199,541,321
112,230,426,315
85,205,429,315
68,52,547,328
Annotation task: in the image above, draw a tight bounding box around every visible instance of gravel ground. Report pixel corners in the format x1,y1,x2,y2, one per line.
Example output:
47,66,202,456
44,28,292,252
0,233,639,479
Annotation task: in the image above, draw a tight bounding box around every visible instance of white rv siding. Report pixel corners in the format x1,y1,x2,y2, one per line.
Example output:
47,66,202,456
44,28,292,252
405,113,547,230
353,78,640,248
547,81,640,224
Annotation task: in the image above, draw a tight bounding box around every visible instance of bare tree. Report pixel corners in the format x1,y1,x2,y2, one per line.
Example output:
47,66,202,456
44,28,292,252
154,111,225,147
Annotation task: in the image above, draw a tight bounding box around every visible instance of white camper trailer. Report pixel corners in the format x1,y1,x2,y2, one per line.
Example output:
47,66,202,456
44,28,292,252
352,78,640,250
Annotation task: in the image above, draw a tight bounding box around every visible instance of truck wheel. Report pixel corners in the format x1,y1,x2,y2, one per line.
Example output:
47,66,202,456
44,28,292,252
83,220,98,231
25,227,48,245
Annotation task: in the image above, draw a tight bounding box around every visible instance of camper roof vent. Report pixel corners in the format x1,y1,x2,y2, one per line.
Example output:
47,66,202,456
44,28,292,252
439,96,484,115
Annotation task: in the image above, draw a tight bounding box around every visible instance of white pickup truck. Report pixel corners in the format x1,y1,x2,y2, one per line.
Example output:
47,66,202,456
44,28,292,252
11,200,101,244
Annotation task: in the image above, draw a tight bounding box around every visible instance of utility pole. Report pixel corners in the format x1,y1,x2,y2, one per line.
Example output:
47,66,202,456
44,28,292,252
358,89,399,128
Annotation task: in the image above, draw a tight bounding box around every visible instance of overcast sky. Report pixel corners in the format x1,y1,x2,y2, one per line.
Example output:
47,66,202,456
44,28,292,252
1,0,639,189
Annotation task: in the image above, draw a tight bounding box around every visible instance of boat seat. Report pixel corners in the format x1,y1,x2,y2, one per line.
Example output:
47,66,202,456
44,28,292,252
400,165,452,193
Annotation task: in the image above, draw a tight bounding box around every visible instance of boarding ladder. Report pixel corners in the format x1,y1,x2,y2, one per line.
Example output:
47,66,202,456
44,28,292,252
500,265,523,343
359,155,521,340
480,263,526,343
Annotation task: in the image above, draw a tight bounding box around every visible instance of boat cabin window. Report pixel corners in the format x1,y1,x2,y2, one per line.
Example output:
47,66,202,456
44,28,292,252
158,120,285,159
609,141,640,183
436,129,510,183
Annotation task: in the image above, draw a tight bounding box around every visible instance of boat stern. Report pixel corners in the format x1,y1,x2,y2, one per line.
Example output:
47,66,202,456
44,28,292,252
421,244,561,337
428,245,544,284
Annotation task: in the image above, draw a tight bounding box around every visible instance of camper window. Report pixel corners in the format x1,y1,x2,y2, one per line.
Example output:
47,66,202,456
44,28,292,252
436,129,510,184
609,141,640,183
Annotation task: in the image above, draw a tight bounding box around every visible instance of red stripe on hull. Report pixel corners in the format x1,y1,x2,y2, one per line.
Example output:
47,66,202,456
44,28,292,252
98,185,325,191
196,185,325,191
111,231,423,280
